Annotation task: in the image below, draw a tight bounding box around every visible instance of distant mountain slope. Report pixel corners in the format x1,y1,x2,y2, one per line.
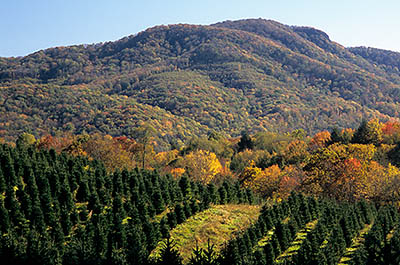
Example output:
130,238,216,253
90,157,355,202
1,18,400,147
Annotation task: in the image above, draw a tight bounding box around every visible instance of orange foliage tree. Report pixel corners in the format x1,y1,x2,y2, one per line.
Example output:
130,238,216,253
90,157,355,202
241,162,282,198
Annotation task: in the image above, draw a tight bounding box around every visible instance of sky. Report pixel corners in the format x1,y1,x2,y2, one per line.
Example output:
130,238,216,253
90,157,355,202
1,0,400,57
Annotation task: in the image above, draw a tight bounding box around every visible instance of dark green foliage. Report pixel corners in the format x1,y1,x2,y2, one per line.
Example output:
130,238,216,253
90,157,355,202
238,132,254,152
351,120,370,145
263,243,275,265
0,143,258,265
188,240,219,265
1,144,399,265
275,222,291,251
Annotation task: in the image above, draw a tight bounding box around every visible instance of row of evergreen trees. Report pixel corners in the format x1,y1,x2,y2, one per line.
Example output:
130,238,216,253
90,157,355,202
156,193,400,265
0,143,257,265
349,205,400,265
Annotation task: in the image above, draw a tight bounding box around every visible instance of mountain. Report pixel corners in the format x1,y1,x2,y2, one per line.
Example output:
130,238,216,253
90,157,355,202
1,18,400,148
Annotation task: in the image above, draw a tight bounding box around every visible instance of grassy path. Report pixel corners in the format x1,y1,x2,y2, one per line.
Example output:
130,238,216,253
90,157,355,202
337,223,374,265
275,219,319,264
150,204,261,263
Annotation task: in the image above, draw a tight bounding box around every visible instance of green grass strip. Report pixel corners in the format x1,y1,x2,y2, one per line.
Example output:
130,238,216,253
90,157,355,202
338,223,374,265
275,219,319,264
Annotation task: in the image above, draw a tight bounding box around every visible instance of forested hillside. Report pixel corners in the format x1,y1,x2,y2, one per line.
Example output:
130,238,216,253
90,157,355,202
2,19,400,148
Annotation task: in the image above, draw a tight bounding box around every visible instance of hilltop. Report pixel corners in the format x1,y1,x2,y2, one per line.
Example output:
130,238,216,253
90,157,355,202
1,18,400,148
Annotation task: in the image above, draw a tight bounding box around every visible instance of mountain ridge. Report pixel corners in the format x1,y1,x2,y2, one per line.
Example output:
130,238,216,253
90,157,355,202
1,18,400,148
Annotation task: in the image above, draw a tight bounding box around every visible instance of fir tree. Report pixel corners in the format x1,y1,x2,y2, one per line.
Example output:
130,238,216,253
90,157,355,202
152,187,165,214
156,236,183,265
275,222,290,251
179,175,192,199
238,132,254,152
184,200,192,218
175,203,187,224
167,211,178,229
351,119,370,145
263,242,275,265
207,183,219,204
270,234,281,258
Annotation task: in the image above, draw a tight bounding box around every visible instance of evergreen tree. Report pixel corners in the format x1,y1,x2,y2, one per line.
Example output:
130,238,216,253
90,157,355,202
175,203,187,224
238,132,254,152
156,237,183,265
254,249,266,265
184,200,192,218
275,222,290,251
167,211,178,229
0,199,10,233
202,240,219,265
270,234,281,258
152,187,165,214
207,183,219,204
218,186,228,204
160,217,170,238
263,242,275,265
190,199,200,215
179,175,192,199
351,119,370,144
0,167,6,193
188,243,204,265
220,240,242,265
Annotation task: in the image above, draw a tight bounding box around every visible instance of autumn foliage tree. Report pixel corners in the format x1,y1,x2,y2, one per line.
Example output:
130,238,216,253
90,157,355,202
241,162,282,198
181,150,223,184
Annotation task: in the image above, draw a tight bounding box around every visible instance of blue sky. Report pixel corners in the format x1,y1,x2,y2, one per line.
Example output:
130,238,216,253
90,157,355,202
1,0,400,57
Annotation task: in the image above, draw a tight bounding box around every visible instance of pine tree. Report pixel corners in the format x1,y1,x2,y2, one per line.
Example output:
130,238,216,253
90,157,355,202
350,245,367,265
0,167,6,193
152,187,165,214
190,199,200,215
0,198,10,233
188,242,203,265
179,175,192,200
287,218,299,239
202,240,219,265
220,240,242,265
263,242,275,265
206,183,219,204
275,222,290,251
238,132,254,152
175,203,187,224
184,200,192,218
296,237,312,265
218,186,228,204
156,236,183,265
142,218,161,251
270,234,281,258
167,211,178,229
254,248,267,265
126,225,148,265
160,217,170,238
351,119,370,144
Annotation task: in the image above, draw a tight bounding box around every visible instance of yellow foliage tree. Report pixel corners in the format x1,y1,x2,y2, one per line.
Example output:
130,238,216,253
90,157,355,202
83,134,139,171
302,142,398,202
281,140,309,165
182,150,222,184
152,150,179,171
